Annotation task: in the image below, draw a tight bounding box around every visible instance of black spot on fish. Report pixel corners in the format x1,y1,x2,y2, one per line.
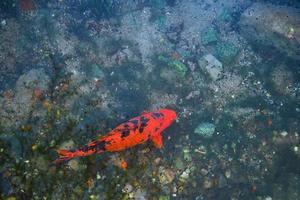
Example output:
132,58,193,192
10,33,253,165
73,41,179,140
78,145,90,152
139,116,150,133
139,126,144,133
129,119,139,126
123,123,130,128
140,116,150,124
95,141,106,152
106,140,111,144
154,127,159,132
78,141,106,153
121,129,130,138
129,119,139,131
151,112,163,119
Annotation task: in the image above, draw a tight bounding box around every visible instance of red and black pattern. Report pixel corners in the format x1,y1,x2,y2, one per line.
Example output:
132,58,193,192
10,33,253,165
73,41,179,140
54,109,176,165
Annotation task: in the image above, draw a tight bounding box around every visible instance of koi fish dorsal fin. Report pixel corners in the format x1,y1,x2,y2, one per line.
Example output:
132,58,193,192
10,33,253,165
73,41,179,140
151,134,163,148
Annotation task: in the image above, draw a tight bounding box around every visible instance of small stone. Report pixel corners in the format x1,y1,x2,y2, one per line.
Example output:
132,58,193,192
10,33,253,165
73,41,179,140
31,144,38,151
132,189,146,200
179,170,189,183
225,170,231,178
1,19,7,26
154,157,162,165
293,145,299,153
89,194,97,200
200,168,209,176
122,183,133,193
68,159,79,171
158,167,175,185
194,122,216,138
280,131,288,137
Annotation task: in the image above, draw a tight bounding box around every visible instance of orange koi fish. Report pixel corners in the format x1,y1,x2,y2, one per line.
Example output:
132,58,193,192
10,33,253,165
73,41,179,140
54,109,176,165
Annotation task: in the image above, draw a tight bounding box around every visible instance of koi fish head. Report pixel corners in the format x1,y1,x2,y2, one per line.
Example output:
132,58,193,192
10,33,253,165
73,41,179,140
157,108,177,128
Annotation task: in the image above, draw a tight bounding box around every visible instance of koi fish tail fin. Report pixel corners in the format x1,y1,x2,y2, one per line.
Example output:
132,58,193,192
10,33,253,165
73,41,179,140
54,149,76,165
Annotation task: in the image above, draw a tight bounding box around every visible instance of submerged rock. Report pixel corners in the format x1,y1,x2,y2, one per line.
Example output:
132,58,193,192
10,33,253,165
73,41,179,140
216,42,239,63
239,3,300,59
194,122,216,138
122,183,133,193
198,54,223,81
201,27,218,45
179,168,193,183
131,189,146,200
0,68,50,129
158,167,175,185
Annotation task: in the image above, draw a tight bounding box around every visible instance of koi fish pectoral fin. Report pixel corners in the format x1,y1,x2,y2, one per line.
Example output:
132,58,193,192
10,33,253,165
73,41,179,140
151,134,163,148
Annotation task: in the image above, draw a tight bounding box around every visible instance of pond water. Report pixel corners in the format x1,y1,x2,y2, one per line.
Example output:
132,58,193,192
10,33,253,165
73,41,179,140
0,0,300,199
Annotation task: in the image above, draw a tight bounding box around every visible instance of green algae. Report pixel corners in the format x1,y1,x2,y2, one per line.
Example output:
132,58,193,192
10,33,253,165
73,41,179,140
169,60,187,77
157,55,187,77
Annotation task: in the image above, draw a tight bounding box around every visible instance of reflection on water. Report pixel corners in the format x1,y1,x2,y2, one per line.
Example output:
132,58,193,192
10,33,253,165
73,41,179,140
0,0,300,199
